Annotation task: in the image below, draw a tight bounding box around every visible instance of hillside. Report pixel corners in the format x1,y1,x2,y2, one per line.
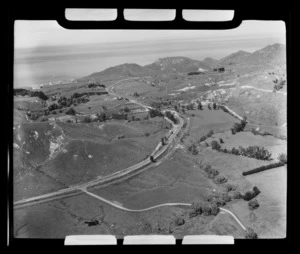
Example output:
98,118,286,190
145,56,212,74
81,63,155,82
202,57,219,67
218,43,286,66
219,50,252,66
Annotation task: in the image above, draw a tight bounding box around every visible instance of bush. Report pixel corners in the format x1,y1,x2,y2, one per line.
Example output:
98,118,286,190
214,174,228,184
248,199,259,210
211,198,226,207
174,217,185,226
188,210,198,218
191,201,204,215
202,203,212,216
83,116,92,123
219,138,224,144
221,192,231,202
210,203,220,215
245,227,258,239
278,153,287,164
66,107,76,116
243,187,260,201
211,140,221,151
230,191,242,199
224,183,237,192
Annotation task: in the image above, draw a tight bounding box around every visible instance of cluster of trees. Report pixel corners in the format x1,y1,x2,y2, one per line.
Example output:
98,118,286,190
188,143,198,155
87,82,105,88
148,108,164,118
14,89,49,100
189,184,242,218
165,111,178,124
189,201,220,218
273,78,286,92
231,116,247,134
242,186,261,201
207,102,218,110
210,140,272,161
213,67,225,72
242,161,285,176
48,93,90,112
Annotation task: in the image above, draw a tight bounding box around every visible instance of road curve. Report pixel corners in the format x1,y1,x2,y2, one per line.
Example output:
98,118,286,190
82,189,247,231
82,189,191,212
14,77,185,208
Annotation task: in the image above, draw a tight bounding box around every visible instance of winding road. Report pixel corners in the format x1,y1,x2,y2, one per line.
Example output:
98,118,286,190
14,76,247,232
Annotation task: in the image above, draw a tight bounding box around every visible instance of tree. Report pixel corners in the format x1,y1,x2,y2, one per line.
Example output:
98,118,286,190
248,199,259,210
245,227,258,239
202,203,212,216
210,203,220,216
191,201,204,215
83,116,92,123
213,102,217,110
211,140,221,151
208,104,211,110
278,153,287,164
197,102,203,110
230,190,242,199
124,106,130,113
66,107,76,116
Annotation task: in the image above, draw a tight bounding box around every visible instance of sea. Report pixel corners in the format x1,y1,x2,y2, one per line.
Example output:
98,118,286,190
13,38,282,89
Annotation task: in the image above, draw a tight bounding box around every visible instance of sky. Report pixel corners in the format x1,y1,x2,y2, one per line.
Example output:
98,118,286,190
14,9,286,50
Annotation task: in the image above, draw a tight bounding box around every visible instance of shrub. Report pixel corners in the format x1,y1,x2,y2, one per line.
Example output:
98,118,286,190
211,140,221,151
278,153,287,164
245,227,258,239
214,174,228,184
210,203,220,215
224,184,237,192
230,191,242,199
83,116,92,123
66,107,76,116
243,187,260,201
174,217,185,226
219,138,224,144
202,203,212,216
248,199,259,210
211,198,226,207
188,210,198,218
145,132,150,137
243,191,254,201
221,192,231,202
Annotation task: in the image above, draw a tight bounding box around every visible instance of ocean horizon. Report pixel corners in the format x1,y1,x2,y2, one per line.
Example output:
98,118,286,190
14,38,284,89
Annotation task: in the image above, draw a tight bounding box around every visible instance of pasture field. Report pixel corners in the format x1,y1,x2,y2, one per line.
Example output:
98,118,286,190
89,149,214,210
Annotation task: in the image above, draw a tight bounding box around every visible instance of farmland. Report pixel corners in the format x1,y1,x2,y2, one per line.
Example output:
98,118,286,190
13,43,287,239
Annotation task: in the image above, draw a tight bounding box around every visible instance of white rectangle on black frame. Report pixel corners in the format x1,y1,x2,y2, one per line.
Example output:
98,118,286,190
123,235,176,245
182,235,234,245
65,235,117,245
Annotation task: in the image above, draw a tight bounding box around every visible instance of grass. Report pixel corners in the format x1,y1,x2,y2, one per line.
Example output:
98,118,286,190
90,149,214,210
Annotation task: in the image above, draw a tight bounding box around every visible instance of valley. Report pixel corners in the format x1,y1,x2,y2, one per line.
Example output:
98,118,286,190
13,43,287,239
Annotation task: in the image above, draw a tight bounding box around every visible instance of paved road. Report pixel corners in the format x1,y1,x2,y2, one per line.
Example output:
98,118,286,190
14,77,185,208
